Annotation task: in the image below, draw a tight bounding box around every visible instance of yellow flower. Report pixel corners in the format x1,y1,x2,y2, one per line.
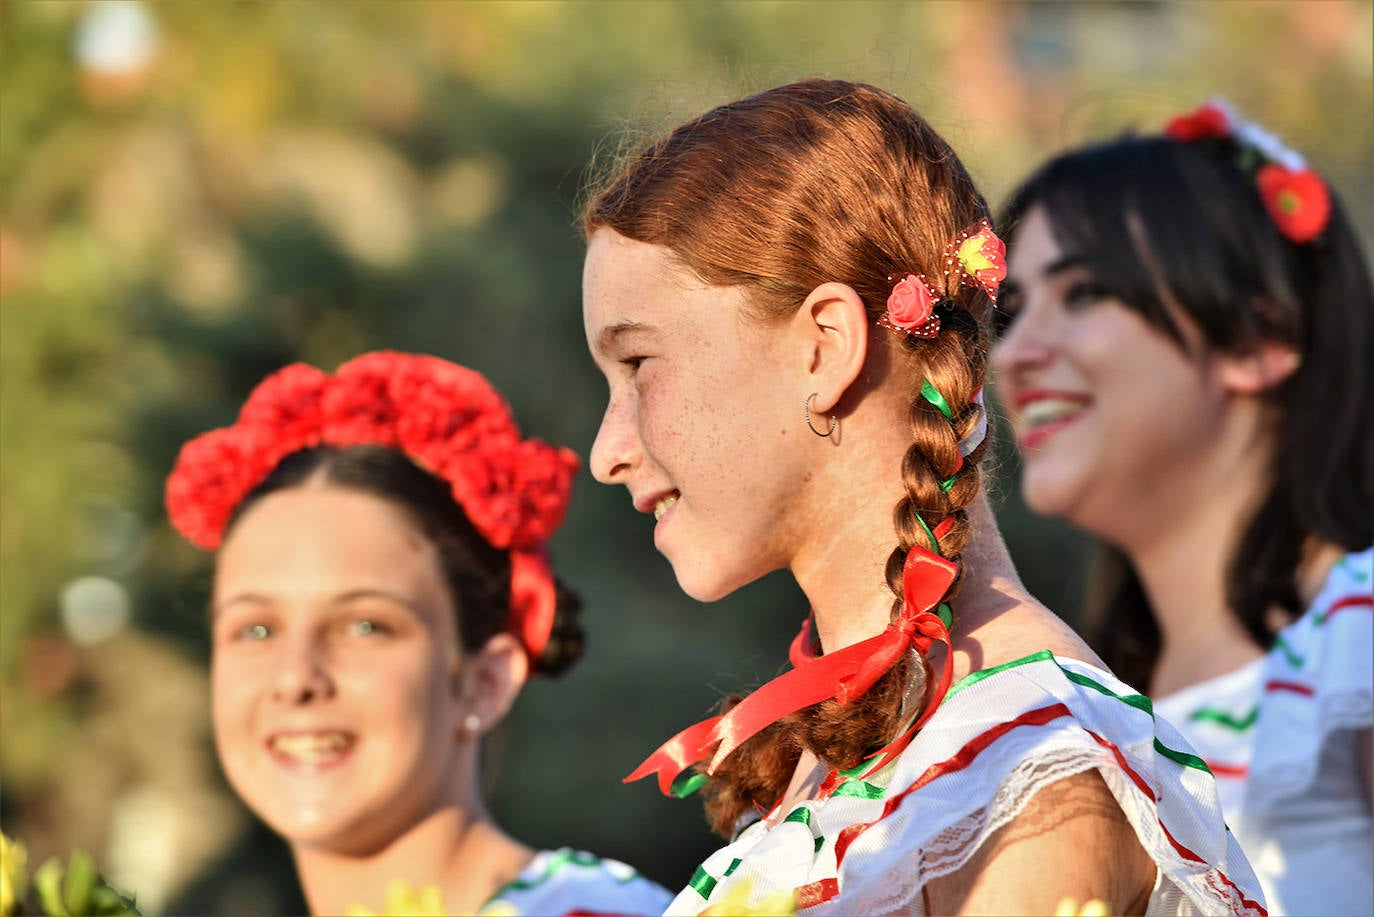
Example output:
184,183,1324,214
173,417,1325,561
957,235,998,274
700,876,796,916
1055,897,1111,916
345,879,447,916
1,833,28,917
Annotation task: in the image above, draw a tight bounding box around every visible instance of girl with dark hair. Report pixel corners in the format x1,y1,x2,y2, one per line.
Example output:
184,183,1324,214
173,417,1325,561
581,80,1264,915
165,351,671,917
993,99,1372,913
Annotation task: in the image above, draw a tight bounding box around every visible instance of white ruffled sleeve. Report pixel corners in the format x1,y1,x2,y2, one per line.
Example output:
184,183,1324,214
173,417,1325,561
1247,548,1373,812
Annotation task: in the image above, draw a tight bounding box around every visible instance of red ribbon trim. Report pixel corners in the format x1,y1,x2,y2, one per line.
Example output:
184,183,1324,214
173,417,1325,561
1204,761,1250,779
625,544,959,795
509,546,558,665
794,877,840,909
822,705,1265,916
1325,595,1373,621
1264,680,1315,696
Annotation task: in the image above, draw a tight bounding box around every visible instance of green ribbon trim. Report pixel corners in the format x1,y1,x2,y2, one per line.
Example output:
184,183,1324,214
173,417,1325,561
936,602,953,629
1060,668,1154,716
947,648,1055,698
671,771,709,798
1153,738,1211,774
832,778,886,800
501,849,603,892
921,379,953,419
947,650,1210,775
689,856,743,899
1189,706,1259,732
782,807,825,852
688,865,717,899
1270,634,1305,668
1337,555,1370,583
939,473,959,492
912,511,942,556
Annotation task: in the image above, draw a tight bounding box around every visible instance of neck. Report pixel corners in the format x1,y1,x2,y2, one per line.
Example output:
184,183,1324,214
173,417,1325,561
791,400,915,653
292,801,532,916
1115,414,1274,695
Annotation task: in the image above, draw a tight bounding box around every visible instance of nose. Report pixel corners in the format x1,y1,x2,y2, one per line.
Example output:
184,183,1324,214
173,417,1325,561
271,634,335,705
990,309,1055,380
589,395,638,485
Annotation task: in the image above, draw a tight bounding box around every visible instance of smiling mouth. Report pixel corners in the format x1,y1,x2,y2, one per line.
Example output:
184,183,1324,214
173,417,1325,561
268,731,355,765
653,492,679,521
1021,397,1088,429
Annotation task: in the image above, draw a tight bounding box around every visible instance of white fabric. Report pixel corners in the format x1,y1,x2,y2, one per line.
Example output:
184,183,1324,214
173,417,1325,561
478,847,673,917
1155,547,1374,916
666,653,1266,916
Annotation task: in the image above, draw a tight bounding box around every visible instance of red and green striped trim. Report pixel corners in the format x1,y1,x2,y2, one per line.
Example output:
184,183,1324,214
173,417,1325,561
699,653,1260,912
1314,594,1373,626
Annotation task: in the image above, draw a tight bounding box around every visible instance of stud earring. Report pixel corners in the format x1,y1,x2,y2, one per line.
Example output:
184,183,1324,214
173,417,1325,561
462,714,481,738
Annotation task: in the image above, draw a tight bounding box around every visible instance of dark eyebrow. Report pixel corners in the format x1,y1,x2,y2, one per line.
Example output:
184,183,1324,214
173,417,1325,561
595,320,656,355
1043,253,1089,278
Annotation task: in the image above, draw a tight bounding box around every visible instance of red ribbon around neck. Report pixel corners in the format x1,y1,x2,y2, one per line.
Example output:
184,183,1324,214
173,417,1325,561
625,539,959,796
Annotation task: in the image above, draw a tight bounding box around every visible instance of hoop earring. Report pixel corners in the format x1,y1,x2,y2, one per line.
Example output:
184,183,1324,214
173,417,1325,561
804,393,838,438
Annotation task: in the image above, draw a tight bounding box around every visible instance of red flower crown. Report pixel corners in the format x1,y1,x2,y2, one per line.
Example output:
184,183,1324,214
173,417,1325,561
1165,97,1331,244
165,351,580,665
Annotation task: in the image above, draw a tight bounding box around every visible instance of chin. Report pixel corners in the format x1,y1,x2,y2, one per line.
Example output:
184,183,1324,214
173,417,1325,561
1019,466,1081,522
669,554,763,604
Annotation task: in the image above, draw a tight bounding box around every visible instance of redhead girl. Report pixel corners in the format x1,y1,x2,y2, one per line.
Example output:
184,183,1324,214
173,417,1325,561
581,80,1266,915
166,351,671,916
993,99,1372,914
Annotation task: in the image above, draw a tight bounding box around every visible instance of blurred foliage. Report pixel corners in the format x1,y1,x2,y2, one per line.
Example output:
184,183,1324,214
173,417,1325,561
1,1,1370,913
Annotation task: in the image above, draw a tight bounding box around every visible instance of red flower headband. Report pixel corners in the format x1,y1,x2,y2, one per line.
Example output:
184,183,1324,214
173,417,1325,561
878,218,1007,340
1166,97,1331,244
165,351,580,665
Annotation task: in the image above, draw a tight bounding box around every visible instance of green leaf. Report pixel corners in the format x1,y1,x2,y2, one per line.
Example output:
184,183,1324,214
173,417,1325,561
62,851,97,916
32,858,68,917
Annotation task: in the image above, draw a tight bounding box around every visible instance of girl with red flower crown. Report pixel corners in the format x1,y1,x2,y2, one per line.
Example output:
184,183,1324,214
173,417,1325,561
993,99,1373,914
581,80,1266,915
165,352,672,917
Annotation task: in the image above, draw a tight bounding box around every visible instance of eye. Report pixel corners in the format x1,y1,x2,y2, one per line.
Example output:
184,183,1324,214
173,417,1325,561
1064,280,1113,310
346,618,389,637
621,355,647,373
237,623,271,641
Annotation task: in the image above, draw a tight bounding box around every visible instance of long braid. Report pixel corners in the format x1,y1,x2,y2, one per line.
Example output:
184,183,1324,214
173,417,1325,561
583,78,998,837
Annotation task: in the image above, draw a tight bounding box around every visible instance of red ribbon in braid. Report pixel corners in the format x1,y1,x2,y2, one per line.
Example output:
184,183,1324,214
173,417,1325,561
625,518,959,795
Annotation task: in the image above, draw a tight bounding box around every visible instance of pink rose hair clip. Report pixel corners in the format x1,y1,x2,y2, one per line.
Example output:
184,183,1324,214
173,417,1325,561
879,218,1007,341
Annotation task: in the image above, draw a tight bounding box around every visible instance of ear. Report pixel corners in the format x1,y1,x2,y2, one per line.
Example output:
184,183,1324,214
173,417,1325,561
792,282,870,413
1213,339,1300,395
453,632,529,738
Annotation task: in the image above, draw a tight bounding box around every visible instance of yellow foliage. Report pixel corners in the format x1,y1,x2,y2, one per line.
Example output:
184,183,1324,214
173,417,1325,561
345,879,447,917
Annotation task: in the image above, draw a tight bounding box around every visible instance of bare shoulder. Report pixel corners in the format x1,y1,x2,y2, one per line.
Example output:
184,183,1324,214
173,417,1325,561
951,596,1107,682
924,769,1156,915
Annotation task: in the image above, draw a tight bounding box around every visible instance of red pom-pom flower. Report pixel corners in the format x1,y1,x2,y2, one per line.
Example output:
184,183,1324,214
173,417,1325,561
1256,164,1332,244
1165,102,1231,142
164,351,579,664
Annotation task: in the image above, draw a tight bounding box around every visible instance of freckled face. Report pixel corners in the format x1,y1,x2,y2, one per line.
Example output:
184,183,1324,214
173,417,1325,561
211,485,468,856
582,229,812,601
990,206,1229,536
